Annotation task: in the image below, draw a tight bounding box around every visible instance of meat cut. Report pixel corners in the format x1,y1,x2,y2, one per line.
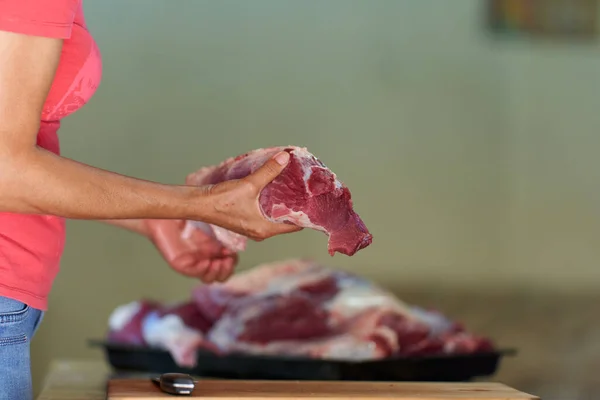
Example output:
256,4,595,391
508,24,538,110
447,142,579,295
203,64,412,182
185,146,373,256
108,300,216,367
107,299,160,347
195,259,493,360
107,259,493,367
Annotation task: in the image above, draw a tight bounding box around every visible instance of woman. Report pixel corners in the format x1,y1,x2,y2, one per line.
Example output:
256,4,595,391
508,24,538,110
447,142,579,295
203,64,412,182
0,1,300,399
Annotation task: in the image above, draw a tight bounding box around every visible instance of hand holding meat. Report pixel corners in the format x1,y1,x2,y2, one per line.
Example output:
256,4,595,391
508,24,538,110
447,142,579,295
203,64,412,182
186,146,372,256
195,151,303,241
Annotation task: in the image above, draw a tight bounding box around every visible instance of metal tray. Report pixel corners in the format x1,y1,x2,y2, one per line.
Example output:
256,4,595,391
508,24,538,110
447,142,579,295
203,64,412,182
89,340,516,382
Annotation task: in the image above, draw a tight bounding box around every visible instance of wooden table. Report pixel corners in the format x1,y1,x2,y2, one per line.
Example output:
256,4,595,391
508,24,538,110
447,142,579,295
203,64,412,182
37,360,109,400
37,360,539,400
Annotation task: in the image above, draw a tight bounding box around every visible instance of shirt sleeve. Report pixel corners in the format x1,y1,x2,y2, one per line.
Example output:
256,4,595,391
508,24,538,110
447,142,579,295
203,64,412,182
0,0,80,39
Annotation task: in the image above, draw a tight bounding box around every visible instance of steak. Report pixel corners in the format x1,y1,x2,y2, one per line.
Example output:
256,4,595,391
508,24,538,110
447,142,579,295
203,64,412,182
185,146,372,256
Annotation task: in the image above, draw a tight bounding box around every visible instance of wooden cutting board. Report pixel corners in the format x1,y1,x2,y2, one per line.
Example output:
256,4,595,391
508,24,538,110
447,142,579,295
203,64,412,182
107,379,539,400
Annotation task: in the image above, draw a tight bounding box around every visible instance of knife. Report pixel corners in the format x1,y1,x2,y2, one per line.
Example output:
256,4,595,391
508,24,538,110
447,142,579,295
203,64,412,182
151,373,196,395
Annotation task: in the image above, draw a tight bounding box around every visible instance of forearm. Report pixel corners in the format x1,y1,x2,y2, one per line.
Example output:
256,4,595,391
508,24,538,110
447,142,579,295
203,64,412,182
0,145,209,221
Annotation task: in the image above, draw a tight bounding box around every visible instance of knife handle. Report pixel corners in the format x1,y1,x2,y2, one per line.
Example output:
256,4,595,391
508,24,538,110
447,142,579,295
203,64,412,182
151,373,195,395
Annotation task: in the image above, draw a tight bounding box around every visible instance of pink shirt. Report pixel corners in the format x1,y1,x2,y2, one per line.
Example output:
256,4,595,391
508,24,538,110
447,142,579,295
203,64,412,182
0,0,102,310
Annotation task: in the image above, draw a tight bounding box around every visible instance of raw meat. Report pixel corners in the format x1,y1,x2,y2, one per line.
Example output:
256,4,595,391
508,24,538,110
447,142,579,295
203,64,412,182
107,300,160,346
191,258,340,322
108,300,216,367
185,146,373,256
107,259,493,366
199,259,493,360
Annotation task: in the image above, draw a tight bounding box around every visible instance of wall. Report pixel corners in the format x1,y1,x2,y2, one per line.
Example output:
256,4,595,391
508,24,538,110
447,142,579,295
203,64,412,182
30,0,600,396
503,44,600,291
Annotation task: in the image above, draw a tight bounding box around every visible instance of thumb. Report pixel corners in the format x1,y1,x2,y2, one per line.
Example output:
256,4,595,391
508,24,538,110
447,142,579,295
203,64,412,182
246,151,290,187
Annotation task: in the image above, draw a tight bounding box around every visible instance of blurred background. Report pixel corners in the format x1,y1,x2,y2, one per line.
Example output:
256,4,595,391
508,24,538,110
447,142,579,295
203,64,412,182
31,0,600,399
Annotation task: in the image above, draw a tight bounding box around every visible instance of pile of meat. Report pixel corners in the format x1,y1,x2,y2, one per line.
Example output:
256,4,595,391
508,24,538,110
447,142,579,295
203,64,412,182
107,259,493,367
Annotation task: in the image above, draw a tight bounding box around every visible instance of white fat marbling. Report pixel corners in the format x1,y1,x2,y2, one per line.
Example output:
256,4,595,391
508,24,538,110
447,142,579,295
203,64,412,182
108,301,141,331
269,205,326,232
142,312,201,348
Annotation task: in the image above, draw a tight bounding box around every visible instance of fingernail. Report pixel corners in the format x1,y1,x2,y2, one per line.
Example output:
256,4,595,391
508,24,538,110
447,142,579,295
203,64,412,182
274,151,290,165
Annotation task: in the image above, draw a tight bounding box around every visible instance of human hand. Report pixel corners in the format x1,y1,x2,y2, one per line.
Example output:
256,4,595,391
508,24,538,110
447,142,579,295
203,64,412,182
199,151,303,241
144,219,238,283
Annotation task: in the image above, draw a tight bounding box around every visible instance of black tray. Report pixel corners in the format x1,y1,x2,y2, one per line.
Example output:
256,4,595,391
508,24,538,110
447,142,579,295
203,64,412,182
89,340,516,382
